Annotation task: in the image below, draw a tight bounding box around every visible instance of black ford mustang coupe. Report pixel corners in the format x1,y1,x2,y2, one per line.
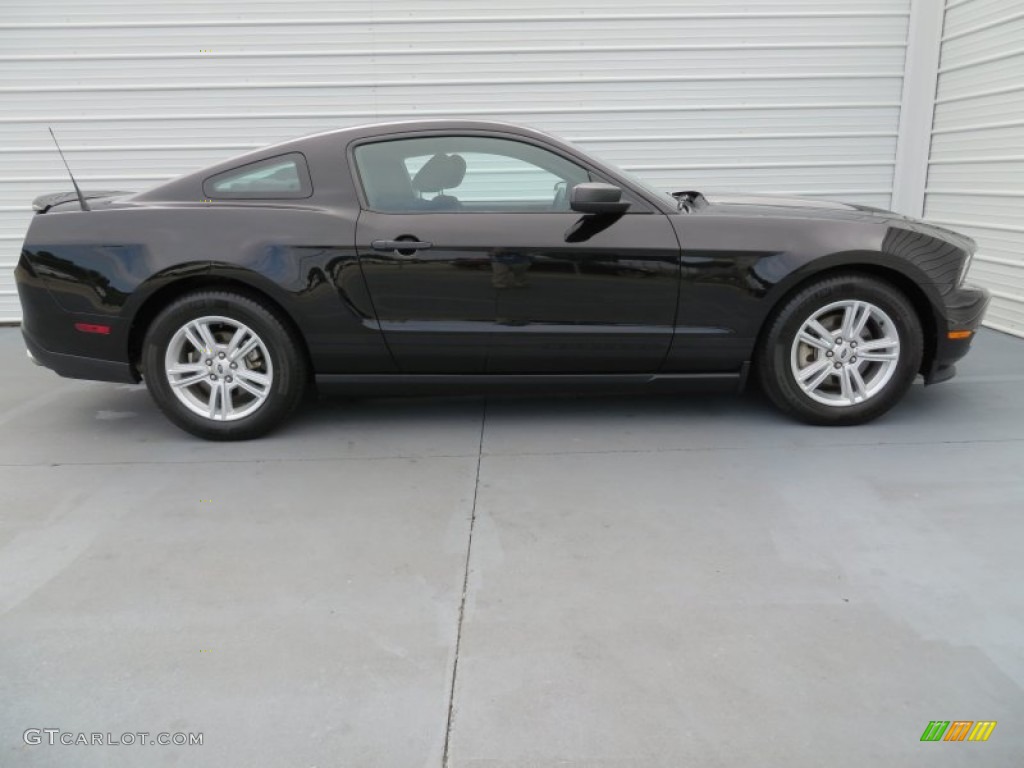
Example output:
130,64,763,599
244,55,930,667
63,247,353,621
16,120,988,440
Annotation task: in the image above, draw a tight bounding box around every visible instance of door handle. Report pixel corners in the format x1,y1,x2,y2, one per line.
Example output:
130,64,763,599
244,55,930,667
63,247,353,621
371,239,433,252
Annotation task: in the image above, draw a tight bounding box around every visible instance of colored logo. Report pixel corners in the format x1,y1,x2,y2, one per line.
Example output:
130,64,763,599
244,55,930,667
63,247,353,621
920,721,996,742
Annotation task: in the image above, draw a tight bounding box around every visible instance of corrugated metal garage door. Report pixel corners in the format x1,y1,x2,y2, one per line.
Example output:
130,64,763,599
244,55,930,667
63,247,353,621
0,0,911,323
925,0,1024,338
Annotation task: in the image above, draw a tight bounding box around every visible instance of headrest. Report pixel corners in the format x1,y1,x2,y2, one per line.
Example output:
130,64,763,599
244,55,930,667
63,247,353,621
412,153,466,194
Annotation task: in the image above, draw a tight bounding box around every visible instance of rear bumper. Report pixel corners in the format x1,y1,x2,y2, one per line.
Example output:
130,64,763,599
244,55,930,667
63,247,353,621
22,326,137,383
16,256,138,384
923,283,990,385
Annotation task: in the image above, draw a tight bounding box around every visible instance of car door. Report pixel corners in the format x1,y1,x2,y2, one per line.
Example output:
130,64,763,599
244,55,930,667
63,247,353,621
351,134,681,374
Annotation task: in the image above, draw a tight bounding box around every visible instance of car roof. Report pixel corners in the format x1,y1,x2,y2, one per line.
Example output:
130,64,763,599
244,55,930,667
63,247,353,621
292,119,554,144
254,119,570,161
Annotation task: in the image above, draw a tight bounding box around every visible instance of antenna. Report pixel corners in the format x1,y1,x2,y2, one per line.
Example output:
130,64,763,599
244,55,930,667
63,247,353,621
48,127,90,211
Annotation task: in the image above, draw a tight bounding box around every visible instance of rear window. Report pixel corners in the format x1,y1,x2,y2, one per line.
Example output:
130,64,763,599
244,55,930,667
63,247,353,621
203,153,312,199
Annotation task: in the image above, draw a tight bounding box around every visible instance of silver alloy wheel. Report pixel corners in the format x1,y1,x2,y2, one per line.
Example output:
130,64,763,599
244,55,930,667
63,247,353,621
789,299,901,407
164,315,274,421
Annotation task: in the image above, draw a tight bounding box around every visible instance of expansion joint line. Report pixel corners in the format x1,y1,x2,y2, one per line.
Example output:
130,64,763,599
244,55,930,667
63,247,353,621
442,398,487,767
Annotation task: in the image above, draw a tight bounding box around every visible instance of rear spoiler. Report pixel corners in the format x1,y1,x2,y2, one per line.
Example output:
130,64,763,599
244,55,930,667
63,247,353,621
32,190,132,213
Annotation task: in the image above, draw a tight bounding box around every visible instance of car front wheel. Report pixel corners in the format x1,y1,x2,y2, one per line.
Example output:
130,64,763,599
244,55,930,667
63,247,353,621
142,291,308,440
757,273,924,425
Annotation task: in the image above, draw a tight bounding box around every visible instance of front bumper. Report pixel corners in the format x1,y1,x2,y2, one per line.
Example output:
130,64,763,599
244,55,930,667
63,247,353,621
923,282,990,385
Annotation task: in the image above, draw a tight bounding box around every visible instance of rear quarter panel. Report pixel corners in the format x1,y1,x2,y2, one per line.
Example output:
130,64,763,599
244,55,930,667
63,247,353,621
20,202,392,374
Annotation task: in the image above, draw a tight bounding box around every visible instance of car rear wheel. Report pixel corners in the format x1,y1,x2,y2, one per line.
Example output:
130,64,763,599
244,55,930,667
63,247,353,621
757,273,923,425
142,291,307,440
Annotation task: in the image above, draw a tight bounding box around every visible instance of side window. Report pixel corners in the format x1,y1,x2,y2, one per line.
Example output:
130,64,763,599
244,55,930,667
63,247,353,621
203,153,312,199
353,136,591,213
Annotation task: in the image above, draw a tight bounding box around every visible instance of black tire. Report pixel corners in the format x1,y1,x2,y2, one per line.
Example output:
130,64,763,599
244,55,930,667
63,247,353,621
756,273,923,426
142,291,308,440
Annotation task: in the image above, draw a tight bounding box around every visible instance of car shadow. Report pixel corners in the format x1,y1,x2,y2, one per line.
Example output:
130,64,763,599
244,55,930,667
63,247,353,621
20,375,982,465
102,377,954,428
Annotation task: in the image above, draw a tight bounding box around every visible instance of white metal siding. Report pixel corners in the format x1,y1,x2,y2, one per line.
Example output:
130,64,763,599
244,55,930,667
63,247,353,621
925,0,1024,337
0,0,911,323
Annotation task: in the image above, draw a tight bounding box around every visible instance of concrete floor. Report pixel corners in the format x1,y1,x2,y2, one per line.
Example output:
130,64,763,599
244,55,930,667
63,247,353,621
1,326,1023,768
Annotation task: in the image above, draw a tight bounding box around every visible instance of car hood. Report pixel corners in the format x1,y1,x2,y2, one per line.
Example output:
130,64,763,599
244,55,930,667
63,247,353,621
702,192,869,212
693,192,976,251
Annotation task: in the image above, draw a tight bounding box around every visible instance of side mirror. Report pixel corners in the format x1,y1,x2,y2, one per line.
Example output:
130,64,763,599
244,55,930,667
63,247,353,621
569,182,631,215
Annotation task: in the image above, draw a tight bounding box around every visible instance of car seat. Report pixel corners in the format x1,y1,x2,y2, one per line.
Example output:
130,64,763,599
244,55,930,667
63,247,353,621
411,153,467,210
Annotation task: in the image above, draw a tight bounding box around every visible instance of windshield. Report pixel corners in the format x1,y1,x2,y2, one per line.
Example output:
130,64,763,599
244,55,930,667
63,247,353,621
609,164,679,205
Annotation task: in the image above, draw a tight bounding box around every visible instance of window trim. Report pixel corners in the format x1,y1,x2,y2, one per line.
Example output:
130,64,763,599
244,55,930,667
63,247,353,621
347,131,653,215
202,151,313,200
